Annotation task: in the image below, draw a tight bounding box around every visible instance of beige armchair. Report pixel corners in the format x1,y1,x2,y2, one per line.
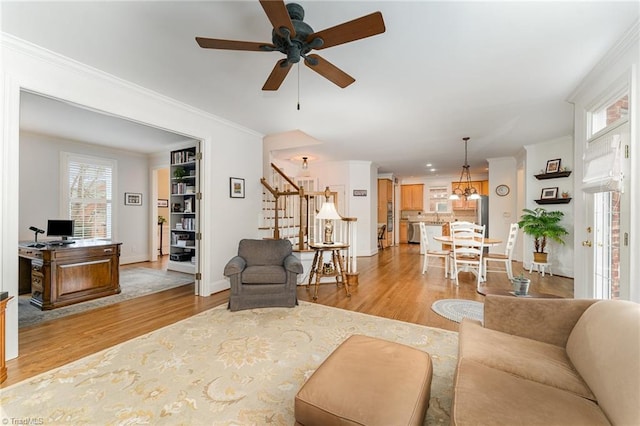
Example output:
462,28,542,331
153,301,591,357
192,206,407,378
224,239,303,311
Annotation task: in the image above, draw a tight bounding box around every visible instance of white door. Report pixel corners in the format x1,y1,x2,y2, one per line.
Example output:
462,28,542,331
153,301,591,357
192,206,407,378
581,122,630,300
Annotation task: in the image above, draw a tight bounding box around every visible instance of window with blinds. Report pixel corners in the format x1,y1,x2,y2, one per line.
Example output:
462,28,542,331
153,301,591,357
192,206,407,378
62,153,115,240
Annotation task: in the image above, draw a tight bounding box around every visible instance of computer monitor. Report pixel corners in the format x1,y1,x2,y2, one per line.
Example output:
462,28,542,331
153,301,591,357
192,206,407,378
47,219,74,240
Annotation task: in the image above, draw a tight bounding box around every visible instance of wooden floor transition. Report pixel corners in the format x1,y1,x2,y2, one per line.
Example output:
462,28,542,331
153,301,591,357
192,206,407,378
3,243,573,387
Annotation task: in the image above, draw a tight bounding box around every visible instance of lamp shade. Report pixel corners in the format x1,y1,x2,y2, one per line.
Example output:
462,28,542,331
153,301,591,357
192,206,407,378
316,202,341,220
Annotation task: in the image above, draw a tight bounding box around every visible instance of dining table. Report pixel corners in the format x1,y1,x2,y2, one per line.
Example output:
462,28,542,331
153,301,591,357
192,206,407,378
433,235,503,282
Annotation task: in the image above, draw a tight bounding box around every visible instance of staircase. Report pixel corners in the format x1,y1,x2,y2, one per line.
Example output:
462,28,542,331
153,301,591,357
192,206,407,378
260,163,359,276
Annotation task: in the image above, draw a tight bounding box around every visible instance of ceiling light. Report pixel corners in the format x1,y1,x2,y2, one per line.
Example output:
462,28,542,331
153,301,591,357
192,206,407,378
302,156,308,170
449,137,480,200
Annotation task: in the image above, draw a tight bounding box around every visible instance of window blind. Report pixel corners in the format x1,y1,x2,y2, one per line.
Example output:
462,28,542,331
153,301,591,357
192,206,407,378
66,155,113,239
582,122,627,193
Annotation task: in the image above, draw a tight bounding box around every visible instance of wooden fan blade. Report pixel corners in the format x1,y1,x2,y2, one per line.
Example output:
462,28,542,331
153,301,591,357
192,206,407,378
304,54,355,88
309,12,385,50
262,59,293,91
259,0,296,38
196,37,274,51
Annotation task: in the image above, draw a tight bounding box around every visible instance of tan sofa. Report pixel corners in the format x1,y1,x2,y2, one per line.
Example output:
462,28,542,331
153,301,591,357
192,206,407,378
451,295,640,425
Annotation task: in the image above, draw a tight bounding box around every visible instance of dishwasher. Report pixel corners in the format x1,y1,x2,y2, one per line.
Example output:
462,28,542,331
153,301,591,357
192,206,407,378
407,222,422,243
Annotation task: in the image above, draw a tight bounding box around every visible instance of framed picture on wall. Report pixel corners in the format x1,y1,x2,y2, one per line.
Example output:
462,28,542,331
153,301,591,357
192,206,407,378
230,177,245,198
157,199,168,208
125,192,142,206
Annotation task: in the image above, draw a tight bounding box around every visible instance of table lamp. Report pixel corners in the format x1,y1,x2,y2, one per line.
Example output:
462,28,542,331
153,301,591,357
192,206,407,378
316,188,341,244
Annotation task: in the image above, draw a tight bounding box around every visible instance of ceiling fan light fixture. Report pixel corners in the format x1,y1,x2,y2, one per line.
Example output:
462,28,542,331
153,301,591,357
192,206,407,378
196,1,385,91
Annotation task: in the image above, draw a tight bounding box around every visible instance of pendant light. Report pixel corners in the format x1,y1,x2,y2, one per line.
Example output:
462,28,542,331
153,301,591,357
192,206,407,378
449,137,480,200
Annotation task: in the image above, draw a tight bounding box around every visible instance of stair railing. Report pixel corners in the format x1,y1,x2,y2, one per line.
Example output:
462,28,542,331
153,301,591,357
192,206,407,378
260,164,358,277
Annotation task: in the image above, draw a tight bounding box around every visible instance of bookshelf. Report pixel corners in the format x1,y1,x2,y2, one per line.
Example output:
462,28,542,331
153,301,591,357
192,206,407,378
168,146,198,274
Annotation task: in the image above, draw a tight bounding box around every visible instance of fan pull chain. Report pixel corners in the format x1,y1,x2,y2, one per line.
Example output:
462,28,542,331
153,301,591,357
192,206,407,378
297,63,301,110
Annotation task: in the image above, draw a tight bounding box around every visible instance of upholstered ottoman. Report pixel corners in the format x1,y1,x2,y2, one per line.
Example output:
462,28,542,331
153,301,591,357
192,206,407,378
295,334,433,426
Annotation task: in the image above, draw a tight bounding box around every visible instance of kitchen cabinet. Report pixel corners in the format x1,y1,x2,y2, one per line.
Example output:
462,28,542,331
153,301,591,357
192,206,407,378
399,221,408,243
451,180,488,210
401,184,424,210
377,179,393,247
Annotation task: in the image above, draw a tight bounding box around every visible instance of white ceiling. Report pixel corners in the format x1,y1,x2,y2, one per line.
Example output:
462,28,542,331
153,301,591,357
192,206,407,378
3,1,639,177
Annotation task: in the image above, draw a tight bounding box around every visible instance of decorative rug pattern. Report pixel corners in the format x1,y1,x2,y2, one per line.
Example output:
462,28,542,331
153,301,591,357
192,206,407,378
18,267,194,328
1,302,459,425
431,299,484,324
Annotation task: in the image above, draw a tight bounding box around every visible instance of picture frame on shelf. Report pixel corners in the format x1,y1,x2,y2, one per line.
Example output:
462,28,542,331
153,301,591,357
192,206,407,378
157,199,168,208
540,187,558,200
545,158,561,174
230,177,245,198
124,192,142,206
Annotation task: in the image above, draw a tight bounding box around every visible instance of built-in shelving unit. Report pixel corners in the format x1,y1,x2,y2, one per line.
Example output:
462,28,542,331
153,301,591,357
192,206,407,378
168,147,199,274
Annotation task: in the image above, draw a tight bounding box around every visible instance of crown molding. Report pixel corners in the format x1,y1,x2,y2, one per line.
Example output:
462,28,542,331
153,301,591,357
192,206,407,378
567,20,639,103
0,32,262,138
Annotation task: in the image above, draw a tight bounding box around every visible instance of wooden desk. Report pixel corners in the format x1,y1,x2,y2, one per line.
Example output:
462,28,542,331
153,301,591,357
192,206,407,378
308,243,350,300
19,240,121,310
1,296,12,383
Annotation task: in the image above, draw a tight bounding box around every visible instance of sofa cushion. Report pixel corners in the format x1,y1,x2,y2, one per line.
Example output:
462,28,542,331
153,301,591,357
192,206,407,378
566,300,640,426
238,239,292,267
459,318,594,400
451,359,610,426
241,265,286,284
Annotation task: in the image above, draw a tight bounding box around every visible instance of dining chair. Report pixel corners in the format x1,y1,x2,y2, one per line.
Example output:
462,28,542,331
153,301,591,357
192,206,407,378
450,223,486,290
483,223,519,280
419,222,450,276
377,224,387,250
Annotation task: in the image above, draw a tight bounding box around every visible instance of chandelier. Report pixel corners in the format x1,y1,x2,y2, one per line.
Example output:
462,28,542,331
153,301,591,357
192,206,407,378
449,137,481,200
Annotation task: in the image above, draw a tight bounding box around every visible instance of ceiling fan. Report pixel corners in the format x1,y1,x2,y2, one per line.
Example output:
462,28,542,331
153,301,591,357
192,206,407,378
196,1,385,91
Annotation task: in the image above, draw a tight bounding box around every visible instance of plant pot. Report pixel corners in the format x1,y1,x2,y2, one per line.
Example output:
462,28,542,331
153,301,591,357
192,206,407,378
533,252,548,263
512,277,531,296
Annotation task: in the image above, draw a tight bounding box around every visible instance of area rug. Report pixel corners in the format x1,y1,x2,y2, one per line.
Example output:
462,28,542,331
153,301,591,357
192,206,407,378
1,301,458,425
18,267,194,328
431,299,484,324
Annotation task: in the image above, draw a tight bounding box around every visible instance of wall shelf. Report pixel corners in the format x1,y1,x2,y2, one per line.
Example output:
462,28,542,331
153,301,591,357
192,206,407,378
534,171,572,180
535,198,572,205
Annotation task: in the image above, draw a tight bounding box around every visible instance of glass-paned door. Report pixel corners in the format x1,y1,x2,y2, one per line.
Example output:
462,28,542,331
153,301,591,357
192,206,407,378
590,192,621,299
582,122,630,300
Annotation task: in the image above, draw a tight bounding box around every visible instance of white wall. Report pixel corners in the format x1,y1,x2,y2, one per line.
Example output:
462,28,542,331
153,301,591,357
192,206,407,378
487,156,518,259
1,34,263,360
19,132,152,264
523,136,574,277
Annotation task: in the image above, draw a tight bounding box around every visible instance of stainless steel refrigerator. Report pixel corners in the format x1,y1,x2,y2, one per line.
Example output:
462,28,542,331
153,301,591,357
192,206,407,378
476,195,489,237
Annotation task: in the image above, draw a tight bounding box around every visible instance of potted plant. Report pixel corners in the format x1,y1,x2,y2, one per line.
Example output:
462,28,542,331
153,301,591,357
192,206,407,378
173,166,186,180
512,273,531,296
517,207,569,263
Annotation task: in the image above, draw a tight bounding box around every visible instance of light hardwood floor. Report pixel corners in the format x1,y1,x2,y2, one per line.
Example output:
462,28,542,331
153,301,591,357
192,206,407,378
2,243,573,387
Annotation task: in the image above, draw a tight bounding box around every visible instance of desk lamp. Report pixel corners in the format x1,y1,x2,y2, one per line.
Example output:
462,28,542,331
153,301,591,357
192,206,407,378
29,226,45,246
316,187,341,244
